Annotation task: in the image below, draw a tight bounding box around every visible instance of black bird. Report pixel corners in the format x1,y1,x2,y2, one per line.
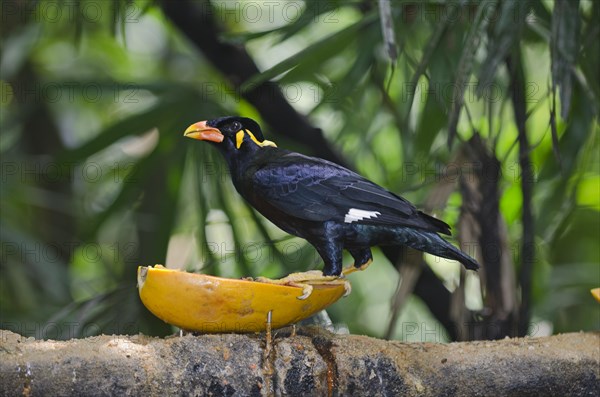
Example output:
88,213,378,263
184,116,479,297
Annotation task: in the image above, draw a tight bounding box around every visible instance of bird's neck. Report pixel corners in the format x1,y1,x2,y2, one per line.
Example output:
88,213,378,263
223,145,266,183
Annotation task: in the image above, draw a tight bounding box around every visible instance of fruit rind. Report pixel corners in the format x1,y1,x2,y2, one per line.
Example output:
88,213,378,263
137,265,346,333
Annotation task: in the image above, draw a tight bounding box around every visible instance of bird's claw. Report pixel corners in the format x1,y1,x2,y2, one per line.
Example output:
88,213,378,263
296,284,314,300
342,258,373,276
341,280,352,297
254,270,351,300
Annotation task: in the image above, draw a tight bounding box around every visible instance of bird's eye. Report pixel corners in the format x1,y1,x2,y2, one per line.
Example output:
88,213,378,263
229,122,242,132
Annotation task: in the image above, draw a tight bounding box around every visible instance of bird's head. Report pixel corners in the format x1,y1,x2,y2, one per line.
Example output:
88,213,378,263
183,116,277,153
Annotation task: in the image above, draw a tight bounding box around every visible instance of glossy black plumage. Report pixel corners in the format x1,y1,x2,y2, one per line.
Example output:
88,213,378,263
185,116,479,276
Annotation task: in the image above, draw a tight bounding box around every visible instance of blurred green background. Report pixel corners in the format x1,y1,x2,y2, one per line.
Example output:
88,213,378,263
1,0,598,341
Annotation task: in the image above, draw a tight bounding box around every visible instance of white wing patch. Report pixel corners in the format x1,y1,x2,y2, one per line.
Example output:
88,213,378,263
344,208,381,223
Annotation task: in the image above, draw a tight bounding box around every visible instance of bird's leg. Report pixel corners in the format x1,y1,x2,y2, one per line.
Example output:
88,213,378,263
254,231,351,299
309,237,351,297
343,248,373,276
255,270,349,300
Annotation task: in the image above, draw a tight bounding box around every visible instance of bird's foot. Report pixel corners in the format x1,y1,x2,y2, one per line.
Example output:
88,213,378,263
342,258,373,276
255,270,351,300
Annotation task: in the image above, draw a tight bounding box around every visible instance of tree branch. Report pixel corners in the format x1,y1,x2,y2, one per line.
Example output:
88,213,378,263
506,50,536,337
460,135,518,339
2,329,598,396
160,0,343,163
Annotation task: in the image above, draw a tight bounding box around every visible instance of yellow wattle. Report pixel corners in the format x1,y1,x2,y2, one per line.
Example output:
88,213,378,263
235,130,245,149
236,130,278,149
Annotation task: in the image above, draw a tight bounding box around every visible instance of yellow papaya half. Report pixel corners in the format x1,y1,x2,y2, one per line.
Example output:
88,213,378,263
137,265,346,333
591,288,600,303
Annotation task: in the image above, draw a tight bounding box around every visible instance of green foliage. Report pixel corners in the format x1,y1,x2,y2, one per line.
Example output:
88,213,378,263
1,0,598,340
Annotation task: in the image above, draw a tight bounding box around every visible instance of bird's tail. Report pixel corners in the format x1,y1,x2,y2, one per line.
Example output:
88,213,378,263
393,228,480,270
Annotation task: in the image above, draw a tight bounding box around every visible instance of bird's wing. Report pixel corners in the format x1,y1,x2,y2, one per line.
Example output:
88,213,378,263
252,152,450,234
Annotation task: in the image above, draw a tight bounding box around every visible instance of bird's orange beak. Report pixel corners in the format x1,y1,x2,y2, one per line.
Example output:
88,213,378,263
183,121,224,143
